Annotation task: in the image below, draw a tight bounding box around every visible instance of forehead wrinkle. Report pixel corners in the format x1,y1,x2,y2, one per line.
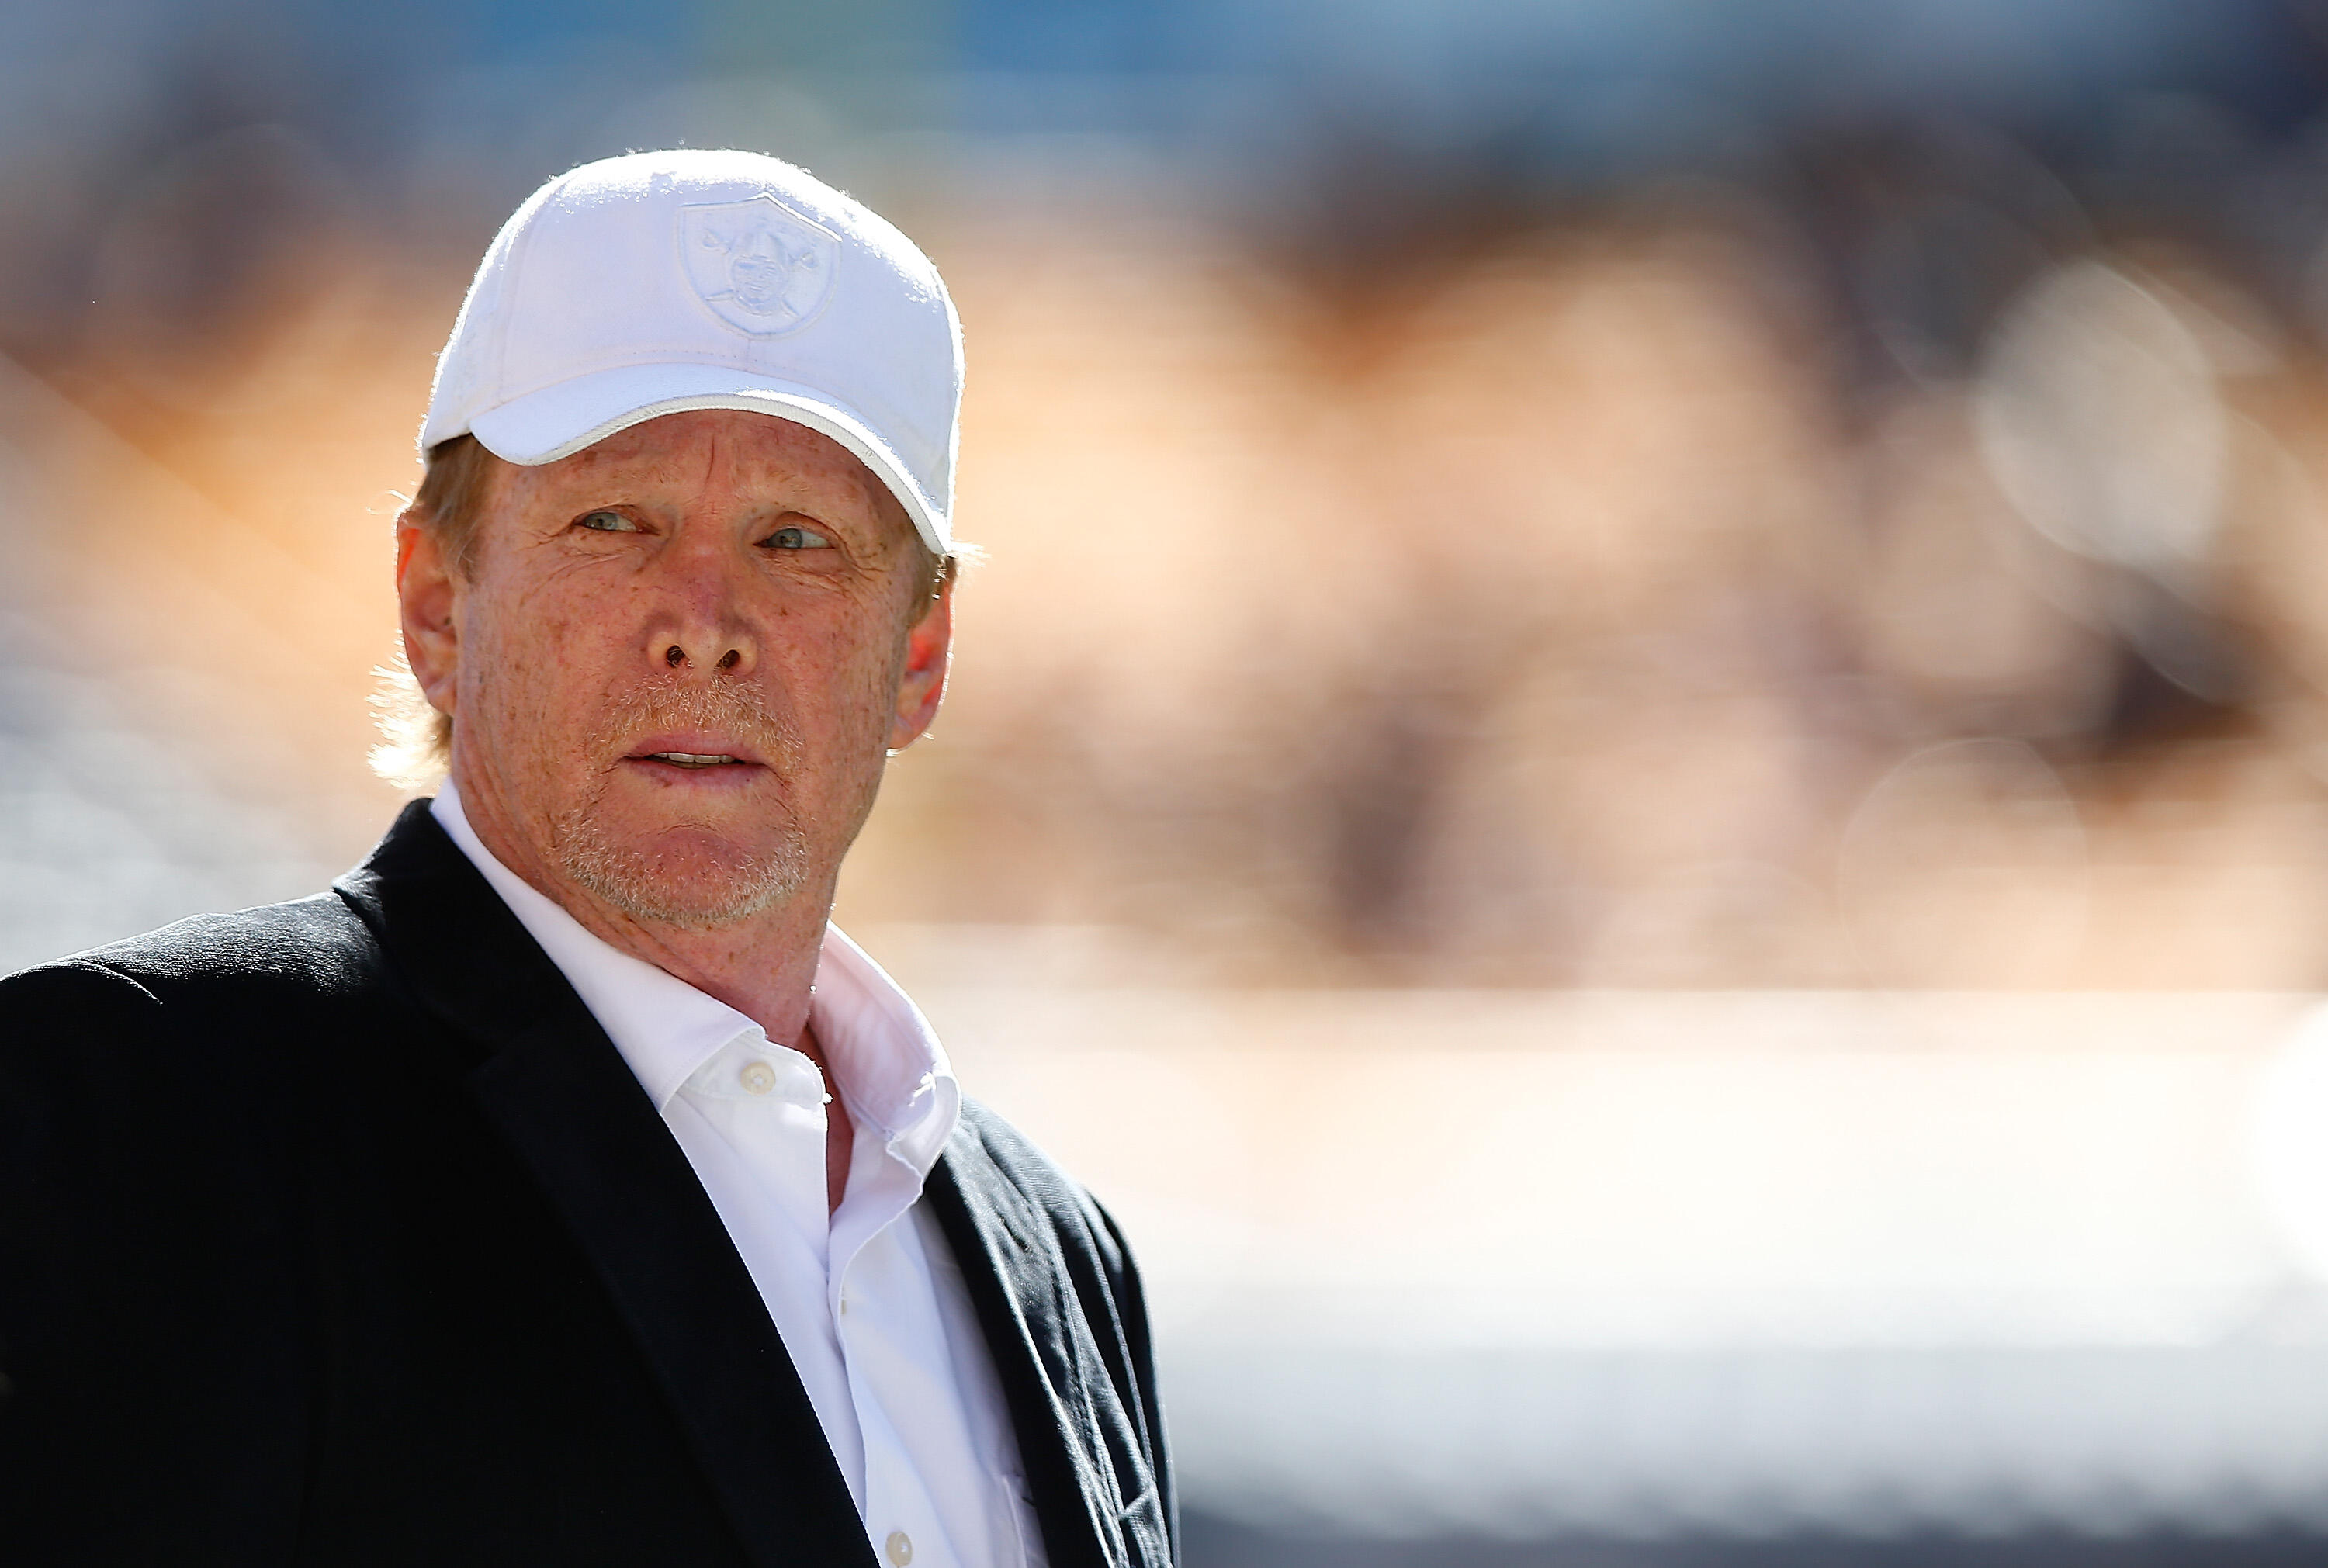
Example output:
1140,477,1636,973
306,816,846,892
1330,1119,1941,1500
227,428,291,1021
694,417,733,500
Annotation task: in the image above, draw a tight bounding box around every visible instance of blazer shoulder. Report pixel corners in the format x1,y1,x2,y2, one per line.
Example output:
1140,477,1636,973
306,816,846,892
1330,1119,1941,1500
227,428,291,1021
2,891,383,1013
951,1098,1133,1276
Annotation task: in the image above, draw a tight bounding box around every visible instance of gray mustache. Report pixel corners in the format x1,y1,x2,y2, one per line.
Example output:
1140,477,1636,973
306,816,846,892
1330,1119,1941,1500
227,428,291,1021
593,674,804,772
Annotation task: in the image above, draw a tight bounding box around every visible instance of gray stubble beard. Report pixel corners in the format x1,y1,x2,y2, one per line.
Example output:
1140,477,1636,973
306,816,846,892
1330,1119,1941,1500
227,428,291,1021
548,674,819,929
552,801,813,929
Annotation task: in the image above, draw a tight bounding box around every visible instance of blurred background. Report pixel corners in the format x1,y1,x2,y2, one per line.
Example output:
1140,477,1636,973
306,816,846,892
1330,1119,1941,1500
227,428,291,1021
16,0,2328,1561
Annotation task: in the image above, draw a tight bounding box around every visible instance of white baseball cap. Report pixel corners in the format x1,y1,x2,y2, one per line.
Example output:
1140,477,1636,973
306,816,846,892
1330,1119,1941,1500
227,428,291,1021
420,149,963,553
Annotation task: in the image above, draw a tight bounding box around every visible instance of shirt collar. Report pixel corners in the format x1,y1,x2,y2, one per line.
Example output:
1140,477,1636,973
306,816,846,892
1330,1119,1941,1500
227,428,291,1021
429,782,960,1175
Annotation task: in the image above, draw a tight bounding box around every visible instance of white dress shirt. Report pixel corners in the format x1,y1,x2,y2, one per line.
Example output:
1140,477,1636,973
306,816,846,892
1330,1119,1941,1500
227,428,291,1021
432,784,1044,1568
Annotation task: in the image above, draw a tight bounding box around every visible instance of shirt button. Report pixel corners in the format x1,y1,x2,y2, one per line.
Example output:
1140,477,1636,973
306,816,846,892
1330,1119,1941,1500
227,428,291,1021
885,1530,913,1566
739,1061,776,1096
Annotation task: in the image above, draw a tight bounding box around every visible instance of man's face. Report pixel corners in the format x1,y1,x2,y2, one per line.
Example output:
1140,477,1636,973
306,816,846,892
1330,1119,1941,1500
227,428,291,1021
404,409,948,929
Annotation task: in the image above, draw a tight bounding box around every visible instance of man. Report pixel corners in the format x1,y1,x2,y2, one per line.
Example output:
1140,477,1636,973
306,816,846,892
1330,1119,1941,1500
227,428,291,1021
0,150,1174,1568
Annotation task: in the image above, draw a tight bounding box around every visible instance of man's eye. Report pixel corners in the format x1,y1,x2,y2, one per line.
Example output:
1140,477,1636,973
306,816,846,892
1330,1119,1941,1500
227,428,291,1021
764,524,833,550
577,510,638,533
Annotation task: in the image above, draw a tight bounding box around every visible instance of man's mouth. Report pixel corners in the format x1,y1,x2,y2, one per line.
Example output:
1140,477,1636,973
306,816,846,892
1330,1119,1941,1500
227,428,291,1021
619,725,773,776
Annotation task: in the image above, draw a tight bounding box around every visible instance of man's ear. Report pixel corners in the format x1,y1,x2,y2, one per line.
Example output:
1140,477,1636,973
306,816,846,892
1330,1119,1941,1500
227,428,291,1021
397,519,461,718
888,576,954,753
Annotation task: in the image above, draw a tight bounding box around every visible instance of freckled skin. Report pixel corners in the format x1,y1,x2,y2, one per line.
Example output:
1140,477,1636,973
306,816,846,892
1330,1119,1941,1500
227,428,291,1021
397,410,952,1207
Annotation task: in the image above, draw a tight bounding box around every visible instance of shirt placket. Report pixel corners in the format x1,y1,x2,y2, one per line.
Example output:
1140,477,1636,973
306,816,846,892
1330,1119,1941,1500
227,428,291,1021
837,1135,956,1568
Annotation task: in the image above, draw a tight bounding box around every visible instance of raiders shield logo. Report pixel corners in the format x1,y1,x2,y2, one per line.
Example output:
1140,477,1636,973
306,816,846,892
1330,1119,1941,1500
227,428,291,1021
679,195,840,336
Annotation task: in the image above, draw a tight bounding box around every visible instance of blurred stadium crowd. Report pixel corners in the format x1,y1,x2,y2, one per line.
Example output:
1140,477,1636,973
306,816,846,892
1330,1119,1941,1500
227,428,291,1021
10,1,2328,988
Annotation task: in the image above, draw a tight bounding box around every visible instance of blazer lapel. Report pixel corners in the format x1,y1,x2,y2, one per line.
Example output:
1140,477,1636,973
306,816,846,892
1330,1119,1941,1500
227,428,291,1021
335,802,875,1568
925,1124,1166,1568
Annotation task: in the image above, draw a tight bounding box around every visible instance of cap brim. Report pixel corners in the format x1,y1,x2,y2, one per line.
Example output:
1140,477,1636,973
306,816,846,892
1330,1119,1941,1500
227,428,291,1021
465,363,949,553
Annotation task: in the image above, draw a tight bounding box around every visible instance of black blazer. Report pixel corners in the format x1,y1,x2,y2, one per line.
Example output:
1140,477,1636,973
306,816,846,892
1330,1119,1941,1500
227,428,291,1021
0,801,1175,1566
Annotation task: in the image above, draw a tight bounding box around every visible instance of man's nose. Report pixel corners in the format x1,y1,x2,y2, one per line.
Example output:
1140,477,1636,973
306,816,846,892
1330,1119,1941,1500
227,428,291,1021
648,537,757,675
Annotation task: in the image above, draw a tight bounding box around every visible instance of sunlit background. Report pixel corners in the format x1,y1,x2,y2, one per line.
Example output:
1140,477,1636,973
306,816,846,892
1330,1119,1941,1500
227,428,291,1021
16,1,2328,1562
